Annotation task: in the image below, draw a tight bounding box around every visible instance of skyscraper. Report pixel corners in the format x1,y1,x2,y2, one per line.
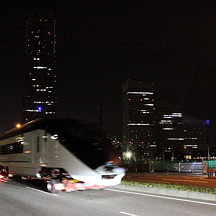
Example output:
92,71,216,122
122,80,156,160
155,99,184,160
22,12,57,123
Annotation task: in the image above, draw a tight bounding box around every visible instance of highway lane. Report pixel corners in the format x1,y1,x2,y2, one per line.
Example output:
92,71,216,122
1,178,216,216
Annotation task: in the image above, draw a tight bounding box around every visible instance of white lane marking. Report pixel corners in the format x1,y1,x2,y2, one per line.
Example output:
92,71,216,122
120,211,139,216
107,188,216,206
26,187,58,196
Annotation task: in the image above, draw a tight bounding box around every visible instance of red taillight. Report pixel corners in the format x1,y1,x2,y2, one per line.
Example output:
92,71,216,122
0,175,4,179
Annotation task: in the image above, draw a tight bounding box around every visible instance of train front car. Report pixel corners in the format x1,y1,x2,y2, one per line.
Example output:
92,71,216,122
45,118,125,187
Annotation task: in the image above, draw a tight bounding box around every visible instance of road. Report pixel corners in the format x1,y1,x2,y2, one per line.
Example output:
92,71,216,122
1,178,216,216
123,172,216,188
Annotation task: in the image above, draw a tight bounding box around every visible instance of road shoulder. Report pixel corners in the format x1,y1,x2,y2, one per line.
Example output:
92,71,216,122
113,184,216,202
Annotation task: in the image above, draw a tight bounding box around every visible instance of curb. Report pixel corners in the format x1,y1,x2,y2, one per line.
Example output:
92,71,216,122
112,184,216,202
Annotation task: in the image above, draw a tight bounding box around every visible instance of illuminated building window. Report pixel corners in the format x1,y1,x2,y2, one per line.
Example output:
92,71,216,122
159,120,173,124
167,138,184,141
34,101,44,104
127,91,153,96
163,113,182,118
184,145,198,149
127,123,150,126
33,66,47,69
149,145,156,147
36,89,46,91
144,104,154,106
46,112,53,114
163,128,174,130
25,109,43,113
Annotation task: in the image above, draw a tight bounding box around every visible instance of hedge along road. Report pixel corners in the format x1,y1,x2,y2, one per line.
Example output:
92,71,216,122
123,172,216,188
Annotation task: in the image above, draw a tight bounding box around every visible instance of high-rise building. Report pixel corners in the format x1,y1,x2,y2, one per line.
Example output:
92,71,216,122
22,12,57,123
183,116,211,160
155,99,184,160
122,80,156,160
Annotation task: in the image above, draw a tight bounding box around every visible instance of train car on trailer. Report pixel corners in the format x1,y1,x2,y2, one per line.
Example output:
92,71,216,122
0,118,125,192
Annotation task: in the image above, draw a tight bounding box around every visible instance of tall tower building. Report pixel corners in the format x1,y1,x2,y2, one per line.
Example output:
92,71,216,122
122,80,156,160
155,99,184,160
22,12,57,123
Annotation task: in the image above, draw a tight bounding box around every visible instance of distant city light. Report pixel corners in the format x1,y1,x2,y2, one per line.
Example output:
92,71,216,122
126,152,132,158
16,123,21,128
37,106,42,112
206,120,210,125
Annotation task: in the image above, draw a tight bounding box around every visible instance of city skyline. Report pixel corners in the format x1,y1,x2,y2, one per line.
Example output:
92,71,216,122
122,79,211,161
0,1,216,138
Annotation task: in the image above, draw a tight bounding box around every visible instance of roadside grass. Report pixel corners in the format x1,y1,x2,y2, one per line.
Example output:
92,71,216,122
121,180,216,194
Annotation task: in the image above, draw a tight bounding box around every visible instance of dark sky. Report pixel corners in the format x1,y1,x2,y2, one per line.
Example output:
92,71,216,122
1,1,216,137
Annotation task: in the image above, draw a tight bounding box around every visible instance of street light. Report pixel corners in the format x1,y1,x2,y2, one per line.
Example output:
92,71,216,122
16,123,21,128
126,151,132,159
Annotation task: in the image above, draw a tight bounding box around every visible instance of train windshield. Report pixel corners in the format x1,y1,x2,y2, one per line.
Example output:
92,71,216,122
47,120,115,169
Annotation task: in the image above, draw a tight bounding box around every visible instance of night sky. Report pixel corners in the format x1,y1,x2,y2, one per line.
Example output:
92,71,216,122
1,1,216,137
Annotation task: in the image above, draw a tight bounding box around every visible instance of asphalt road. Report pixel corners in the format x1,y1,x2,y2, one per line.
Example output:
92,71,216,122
1,178,216,216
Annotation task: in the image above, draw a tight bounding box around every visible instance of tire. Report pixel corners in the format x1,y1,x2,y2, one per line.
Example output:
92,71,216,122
47,179,59,193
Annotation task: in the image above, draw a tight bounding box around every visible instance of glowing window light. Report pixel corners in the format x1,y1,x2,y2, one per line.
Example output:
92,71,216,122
141,111,149,114
163,113,183,118
33,66,47,69
36,89,46,91
163,128,174,130
127,123,150,126
34,101,44,104
144,104,154,106
127,91,153,96
167,138,184,141
172,113,182,117
184,145,198,147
